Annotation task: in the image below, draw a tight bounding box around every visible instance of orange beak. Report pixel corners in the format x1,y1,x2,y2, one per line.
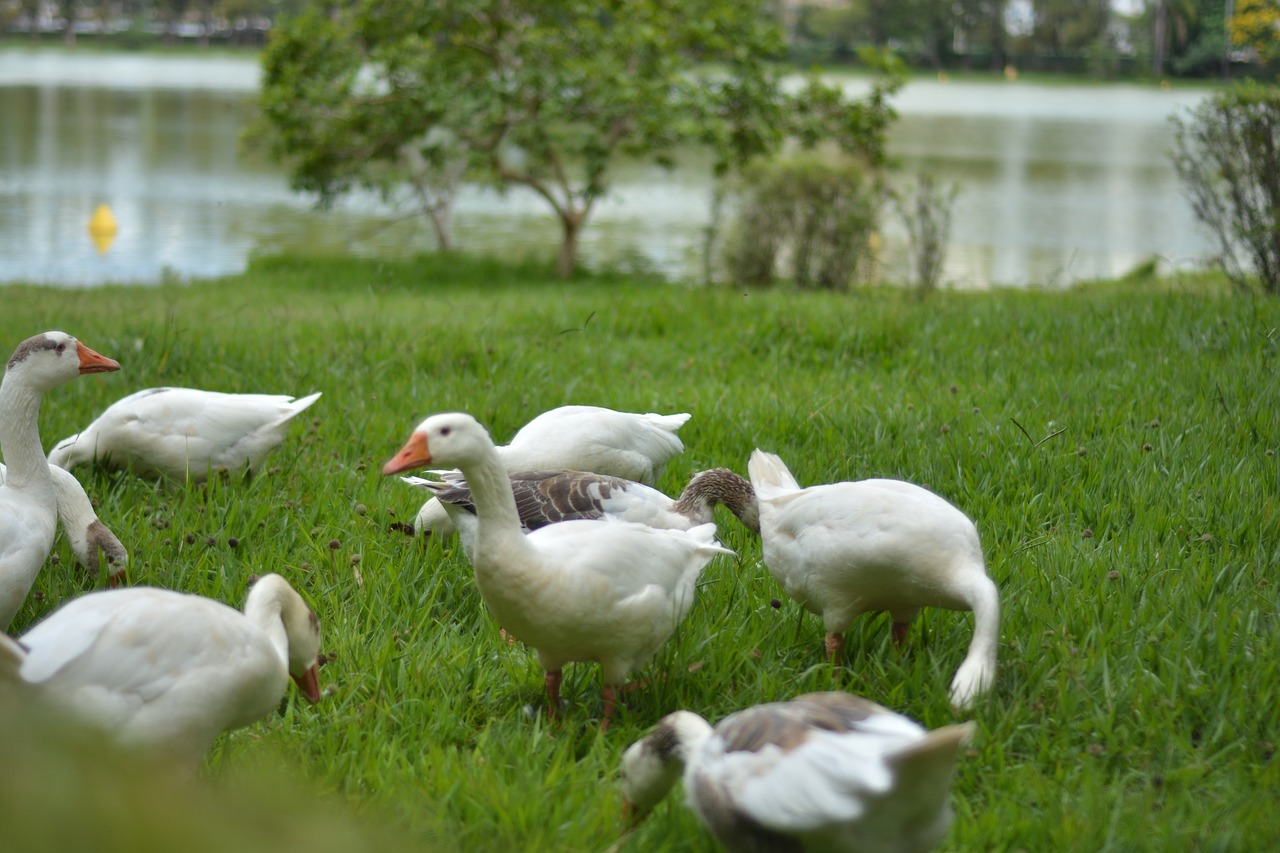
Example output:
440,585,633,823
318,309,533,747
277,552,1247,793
76,342,120,374
291,663,322,704
382,432,431,475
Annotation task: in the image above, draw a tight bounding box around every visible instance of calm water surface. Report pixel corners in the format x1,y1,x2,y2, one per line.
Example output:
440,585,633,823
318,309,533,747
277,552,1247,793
0,50,1214,287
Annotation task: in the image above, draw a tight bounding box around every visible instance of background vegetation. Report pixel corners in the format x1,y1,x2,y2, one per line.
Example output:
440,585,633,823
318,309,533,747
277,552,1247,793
251,0,902,278
1172,80,1280,295
3,0,1276,81
0,255,1276,850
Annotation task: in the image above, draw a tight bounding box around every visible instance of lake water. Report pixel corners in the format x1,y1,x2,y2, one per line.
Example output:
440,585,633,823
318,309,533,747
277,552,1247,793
0,49,1215,288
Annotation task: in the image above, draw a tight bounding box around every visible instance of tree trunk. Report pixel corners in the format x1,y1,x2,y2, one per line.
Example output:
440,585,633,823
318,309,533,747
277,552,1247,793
402,144,460,253
556,212,582,277
62,0,76,46
425,202,456,253
1153,0,1167,76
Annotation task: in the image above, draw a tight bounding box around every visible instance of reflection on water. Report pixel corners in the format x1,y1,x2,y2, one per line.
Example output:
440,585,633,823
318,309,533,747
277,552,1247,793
0,51,1214,287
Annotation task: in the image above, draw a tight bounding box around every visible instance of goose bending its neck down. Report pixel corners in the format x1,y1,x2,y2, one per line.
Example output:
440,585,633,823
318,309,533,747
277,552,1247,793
620,691,974,853
748,450,1000,710
0,573,322,767
0,331,119,629
47,387,322,481
0,462,128,585
384,412,732,729
406,466,759,560
411,405,691,537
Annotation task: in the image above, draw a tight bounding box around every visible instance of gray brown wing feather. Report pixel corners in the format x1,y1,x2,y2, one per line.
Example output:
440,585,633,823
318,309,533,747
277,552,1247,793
434,470,634,530
692,774,805,853
691,692,894,851
714,692,890,755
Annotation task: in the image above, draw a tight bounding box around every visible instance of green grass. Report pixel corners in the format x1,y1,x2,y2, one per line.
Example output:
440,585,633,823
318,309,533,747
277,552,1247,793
1,254,1277,851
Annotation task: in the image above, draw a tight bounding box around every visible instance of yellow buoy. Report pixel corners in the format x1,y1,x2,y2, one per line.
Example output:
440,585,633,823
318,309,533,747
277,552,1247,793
88,203,118,255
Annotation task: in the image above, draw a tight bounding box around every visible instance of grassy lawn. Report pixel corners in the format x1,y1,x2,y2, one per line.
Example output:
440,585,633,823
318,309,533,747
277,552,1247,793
1,254,1277,851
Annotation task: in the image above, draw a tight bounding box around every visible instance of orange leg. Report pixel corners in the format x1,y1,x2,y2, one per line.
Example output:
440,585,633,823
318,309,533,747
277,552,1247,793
824,631,843,664
544,670,562,721
600,684,619,732
892,621,910,649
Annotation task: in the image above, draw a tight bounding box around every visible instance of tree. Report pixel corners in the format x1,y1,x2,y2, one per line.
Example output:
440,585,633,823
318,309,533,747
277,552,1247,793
256,0,903,277
1024,0,1112,60
1170,81,1280,293
58,0,77,45
1230,0,1280,67
1149,0,1198,76
954,0,1010,70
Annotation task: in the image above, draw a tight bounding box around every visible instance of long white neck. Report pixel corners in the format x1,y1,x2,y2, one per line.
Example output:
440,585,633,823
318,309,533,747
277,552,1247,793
0,373,55,498
243,580,291,671
460,447,539,574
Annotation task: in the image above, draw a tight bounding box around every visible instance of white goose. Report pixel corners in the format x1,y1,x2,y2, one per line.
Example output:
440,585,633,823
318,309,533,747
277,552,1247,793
47,387,322,481
0,331,120,629
406,466,759,560
0,573,322,767
619,691,974,853
411,405,691,537
384,412,731,729
1,462,128,585
748,450,1000,710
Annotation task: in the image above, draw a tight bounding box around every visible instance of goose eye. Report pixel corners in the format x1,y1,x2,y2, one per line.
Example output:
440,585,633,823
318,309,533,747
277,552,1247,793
440,427,451,437
55,343,66,353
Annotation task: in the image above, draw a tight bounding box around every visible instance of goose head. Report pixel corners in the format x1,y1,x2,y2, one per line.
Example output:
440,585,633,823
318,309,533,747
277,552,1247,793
245,574,322,703
382,413,494,475
74,519,129,581
5,331,119,392
619,710,711,824
676,468,761,534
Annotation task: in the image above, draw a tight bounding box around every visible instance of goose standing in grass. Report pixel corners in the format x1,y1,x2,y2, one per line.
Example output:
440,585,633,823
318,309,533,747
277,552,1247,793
1,462,128,585
47,387,322,481
411,405,691,537
619,691,974,853
0,573,322,767
748,450,999,710
384,412,731,729
405,466,758,560
0,332,120,629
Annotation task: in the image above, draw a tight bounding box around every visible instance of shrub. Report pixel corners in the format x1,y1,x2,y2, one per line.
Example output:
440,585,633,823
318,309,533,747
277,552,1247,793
722,154,883,290
893,173,958,296
1170,81,1280,294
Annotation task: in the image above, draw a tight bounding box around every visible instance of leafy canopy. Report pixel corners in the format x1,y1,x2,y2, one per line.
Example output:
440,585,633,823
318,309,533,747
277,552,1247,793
255,0,903,276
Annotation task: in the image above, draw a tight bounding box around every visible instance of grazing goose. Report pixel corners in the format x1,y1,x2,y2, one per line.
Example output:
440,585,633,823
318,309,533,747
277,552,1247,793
406,467,759,559
748,450,999,710
47,387,322,481
384,412,731,729
1,462,128,585
619,691,974,853
411,405,691,537
0,332,120,629
0,573,322,767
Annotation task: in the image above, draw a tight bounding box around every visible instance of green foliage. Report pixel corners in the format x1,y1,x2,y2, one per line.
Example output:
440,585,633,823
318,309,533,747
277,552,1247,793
2,255,1278,849
253,0,903,277
1171,80,1280,293
893,172,959,295
1230,0,1280,67
723,154,884,290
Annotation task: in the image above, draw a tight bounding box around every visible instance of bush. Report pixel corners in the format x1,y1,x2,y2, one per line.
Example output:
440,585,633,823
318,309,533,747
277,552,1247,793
723,154,883,290
1170,81,1280,294
893,173,958,295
